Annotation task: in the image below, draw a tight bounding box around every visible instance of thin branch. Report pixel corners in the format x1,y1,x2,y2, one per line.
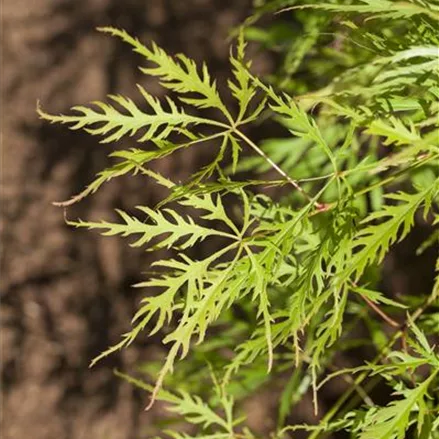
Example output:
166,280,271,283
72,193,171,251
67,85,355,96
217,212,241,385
361,295,400,328
309,284,439,439
233,128,325,209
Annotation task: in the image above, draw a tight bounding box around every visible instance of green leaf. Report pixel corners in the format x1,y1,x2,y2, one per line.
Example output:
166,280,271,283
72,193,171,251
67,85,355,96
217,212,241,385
286,1,439,21
68,205,235,251
358,372,438,439
342,180,439,281
98,27,233,122
38,87,213,144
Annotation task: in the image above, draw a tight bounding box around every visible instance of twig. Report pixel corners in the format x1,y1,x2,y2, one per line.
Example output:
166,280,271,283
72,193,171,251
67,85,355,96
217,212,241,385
234,129,325,210
308,284,439,439
361,295,400,328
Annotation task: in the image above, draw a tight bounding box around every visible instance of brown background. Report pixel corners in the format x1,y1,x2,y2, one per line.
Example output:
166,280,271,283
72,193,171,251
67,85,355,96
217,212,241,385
1,1,262,438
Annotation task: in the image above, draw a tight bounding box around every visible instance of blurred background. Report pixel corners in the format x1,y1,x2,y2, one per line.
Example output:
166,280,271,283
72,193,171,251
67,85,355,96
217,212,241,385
1,1,267,438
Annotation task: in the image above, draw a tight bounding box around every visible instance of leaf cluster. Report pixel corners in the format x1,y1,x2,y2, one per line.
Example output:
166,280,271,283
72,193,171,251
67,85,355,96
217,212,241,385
39,1,439,437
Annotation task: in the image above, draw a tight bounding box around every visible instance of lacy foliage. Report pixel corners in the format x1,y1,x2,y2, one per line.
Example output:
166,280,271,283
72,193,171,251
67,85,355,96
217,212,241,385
39,1,439,437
